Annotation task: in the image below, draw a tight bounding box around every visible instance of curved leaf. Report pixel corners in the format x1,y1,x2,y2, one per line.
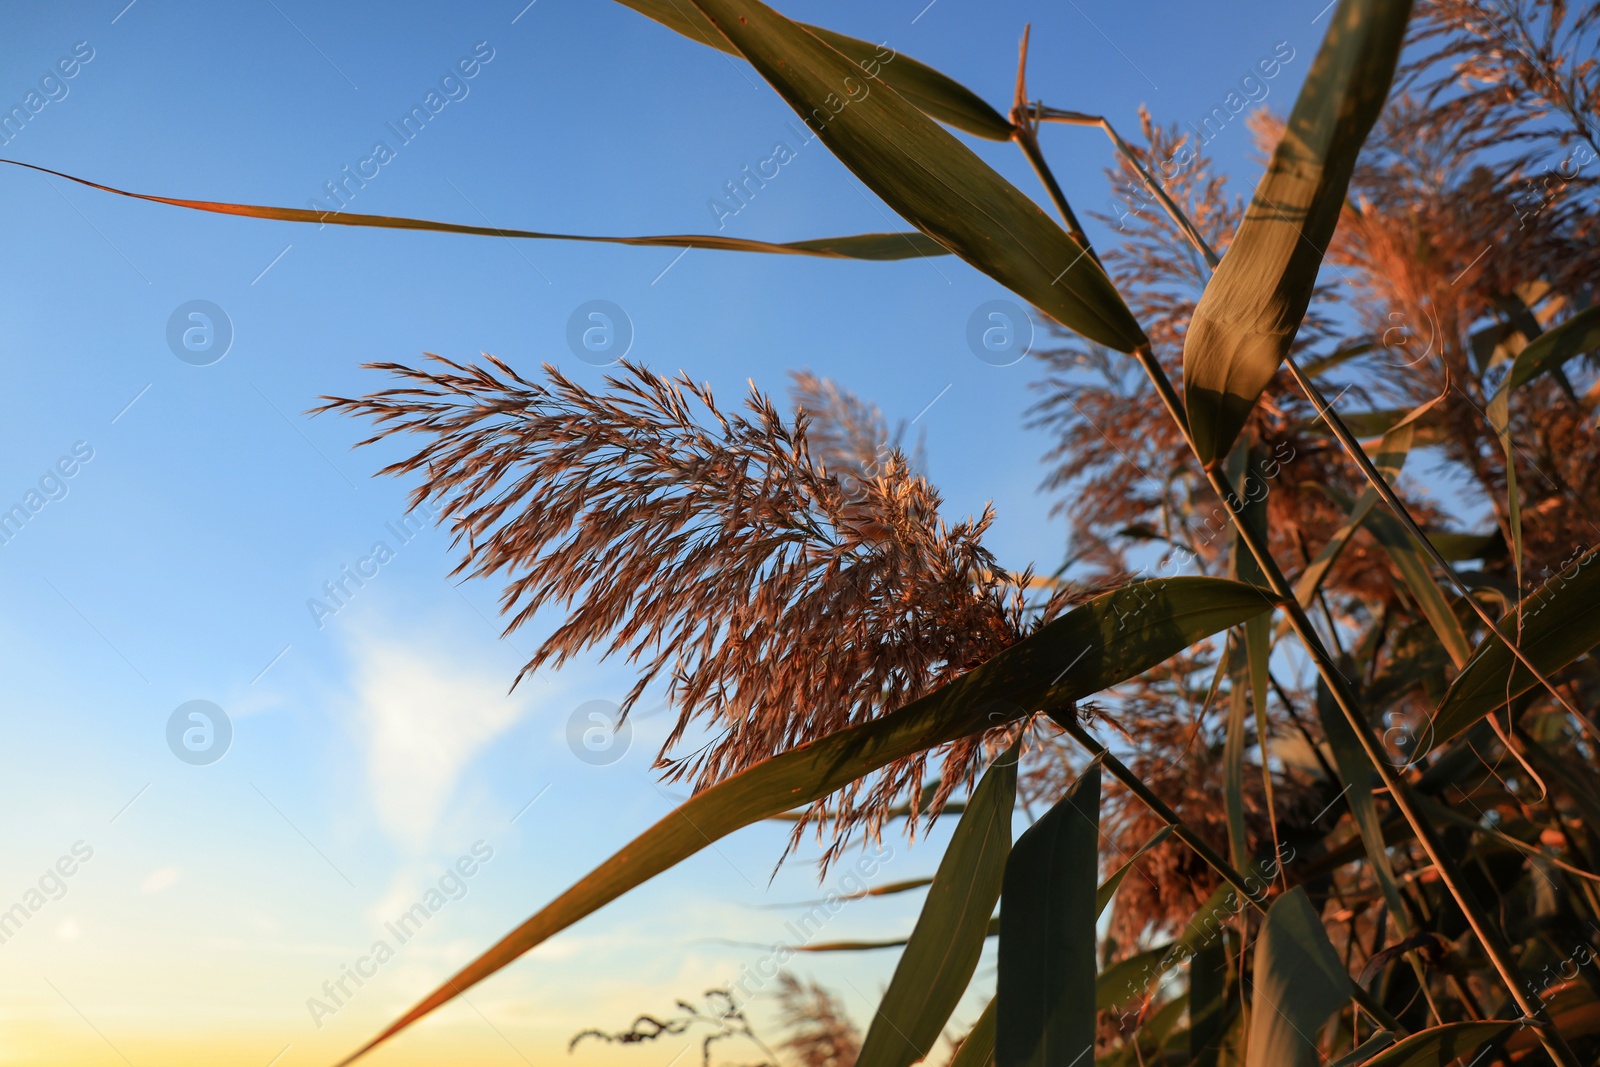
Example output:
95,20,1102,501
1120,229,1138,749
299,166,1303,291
1364,509,1472,669
1225,447,1276,874
1429,531,1501,563
1189,936,1232,1067
1223,640,1251,869
679,0,1148,353
1355,1022,1511,1066
797,915,999,953
1431,544,1600,743
949,998,997,1067
1183,0,1413,461
855,747,1016,1067
0,159,946,261
1487,371,1527,587
1294,393,1439,607
1104,881,1256,1016
1328,1032,1395,1067
1322,406,1446,445
1246,887,1349,1067
1314,678,1408,927
1301,338,1378,376
997,766,1101,1067
1124,995,1192,1064
1095,944,1169,1012
333,576,1272,1064
1507,304,1600,391
802,939,903,952
612,0,1013,140
841,819,1169,961
1096,825,1172,918
754,875,935,907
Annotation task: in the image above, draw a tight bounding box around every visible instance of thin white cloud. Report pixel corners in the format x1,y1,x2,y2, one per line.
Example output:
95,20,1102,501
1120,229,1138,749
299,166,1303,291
345,631,532,850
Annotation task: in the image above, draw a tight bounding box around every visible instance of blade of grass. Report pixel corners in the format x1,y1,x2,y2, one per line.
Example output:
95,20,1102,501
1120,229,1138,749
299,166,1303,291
1355,502,1474,669
1328,1032,1396,1067
1234,449,1284,885
1096,825,1173,919
855,746,1016,1067
677,0,1148,353
610,0,1014,139
1433,545,1600,743
949,998,997,1067
1313,678,1408,925
1044,710,1406,1037
1355,1022,1513,1067
1506,304,1600,391
1189,936,1231,1067
1293,393,1442,608
1224,642,1252,872
1486,383,1527,601
0,159,948,261
1246,887,1351,1067
996,765,1101,1067
1182,0,1413,462
1097,944,1171,1012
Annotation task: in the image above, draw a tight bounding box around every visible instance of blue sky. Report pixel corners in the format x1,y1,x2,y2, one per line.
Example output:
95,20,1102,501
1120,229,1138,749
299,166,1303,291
0,1,1321,1063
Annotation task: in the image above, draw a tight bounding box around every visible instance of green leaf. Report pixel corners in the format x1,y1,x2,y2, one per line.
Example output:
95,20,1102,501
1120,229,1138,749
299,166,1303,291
1096,944,1169,1011
1507,304,1600,391
611,0,1013,140
856,747,1015,1067
679,0,1148,353
1431,544,1600,743
1327,1032,1395,1067
1428,531,1501,563
1182,0,1413,461
794,938,911,952
1484,303,1599,587
789,917,995,953
827,826,1167,978
0,159,946,261
1223,641,1252,869
1189,936,1231,1067
997,765,1101,1067
1226,446,1277,875
1319,407,1448,447
334,576,1272,1065
1300,338,1377,376
1486,379,1526,587
1293,404,1428,607
1314,479,1472,669
1097,825,1173,918
1365,509,1473,669
1181,882,1255,952
810,818,1162,957
1104,881,1257,1016
1245,887,1349,1067
1314,677,1408,925
1353,1022,1511,1067
949,999,998,1067
1142,995,1195,1060
851,876,934,899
